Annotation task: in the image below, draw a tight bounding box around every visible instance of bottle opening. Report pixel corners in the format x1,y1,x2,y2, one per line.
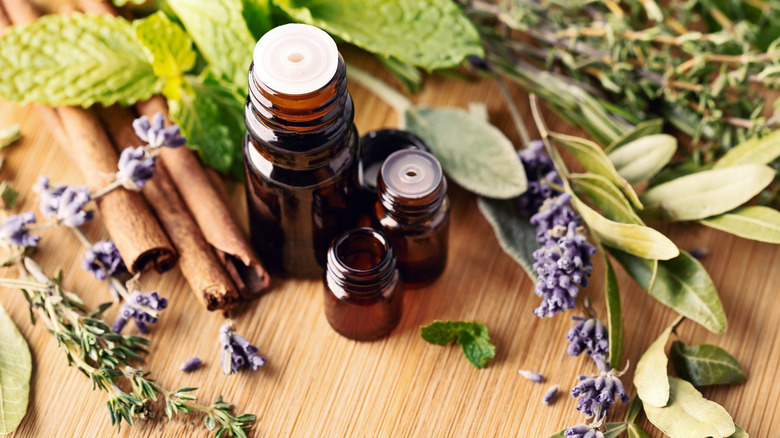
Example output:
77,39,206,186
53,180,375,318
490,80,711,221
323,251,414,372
381,150,443,199
333,228,390,273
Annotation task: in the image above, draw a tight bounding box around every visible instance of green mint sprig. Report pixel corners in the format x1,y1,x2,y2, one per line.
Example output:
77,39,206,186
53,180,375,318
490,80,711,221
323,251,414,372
420,320,496,368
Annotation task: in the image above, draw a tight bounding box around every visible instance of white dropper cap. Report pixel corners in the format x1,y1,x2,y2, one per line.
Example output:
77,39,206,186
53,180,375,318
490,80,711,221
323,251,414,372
252,23,339,95
381,150,443,199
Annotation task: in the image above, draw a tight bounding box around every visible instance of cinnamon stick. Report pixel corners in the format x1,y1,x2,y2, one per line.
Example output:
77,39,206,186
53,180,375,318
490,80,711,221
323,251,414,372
99,105,240,310
0,0,177,273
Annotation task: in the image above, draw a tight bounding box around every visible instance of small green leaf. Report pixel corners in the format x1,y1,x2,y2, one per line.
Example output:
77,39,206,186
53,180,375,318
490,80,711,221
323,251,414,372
0,303,32,433
644,377,735,438
242,0,274,40
603,256,623,370
570,173,642,224
640,164,775,221
604,423,629,438
607,134,677,184
627,423,652,438
728,425,749,438
670,341,746,387
402,107,527,199
272,0,483,71
0,125,21,150
476,197,537,279
134,11,197,100
0,182,19,210
700,206,780,244
549,132,642,208
634,316,681,408
713,129,780,169
625,395,642,423
605,118,664,152
0,14,163,107
608,248,727,334
420,321,496,368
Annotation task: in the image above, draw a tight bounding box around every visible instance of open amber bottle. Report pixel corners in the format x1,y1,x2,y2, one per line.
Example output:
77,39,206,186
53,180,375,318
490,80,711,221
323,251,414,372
244,24,360,278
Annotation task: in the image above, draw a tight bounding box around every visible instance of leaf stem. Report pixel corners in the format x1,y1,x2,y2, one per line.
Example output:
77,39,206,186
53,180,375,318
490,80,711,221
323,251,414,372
345,64,412,114
496,77,531,147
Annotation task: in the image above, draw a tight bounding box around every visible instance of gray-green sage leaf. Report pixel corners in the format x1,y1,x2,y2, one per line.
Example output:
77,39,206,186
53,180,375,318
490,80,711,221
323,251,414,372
607,134,677,184
670,341,746,387
477,197,537,279
0,303,31,433
699,206,780,244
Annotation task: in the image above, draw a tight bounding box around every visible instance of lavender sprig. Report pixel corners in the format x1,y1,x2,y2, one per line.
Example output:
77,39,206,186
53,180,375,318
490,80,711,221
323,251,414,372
566,316,609,360
132,113,186,150
34,177,93,227
219,324,266,375
0,211,40,248
564,424,605,438
517,140,562,217
82,240,128,281
112,290,168,334
116,147,156,190
570,359,629,420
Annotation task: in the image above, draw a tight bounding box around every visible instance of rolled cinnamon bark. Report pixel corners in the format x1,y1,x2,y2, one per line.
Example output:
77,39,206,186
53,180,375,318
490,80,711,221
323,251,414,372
0,0,177,273
99,105,241,310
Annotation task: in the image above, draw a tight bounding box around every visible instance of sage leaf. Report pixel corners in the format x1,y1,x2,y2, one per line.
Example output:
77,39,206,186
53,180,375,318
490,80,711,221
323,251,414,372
634,316,681,407
570,173,641,224
608,248,727,334
549,132,642,208
713,129,780,169
603,255,623,370
728,425,748,438
670,341,746,386
167,0,256,91
700,206,780,244
644,377,735,438
476,197,537,279
605,118,664,152
640,164,775,221
607,134,677,184
0,303,31,433
402,107,527,199
0,14,163,106
272,0,483,71
627,424,652,438
570,193,679,260
134,11,197,100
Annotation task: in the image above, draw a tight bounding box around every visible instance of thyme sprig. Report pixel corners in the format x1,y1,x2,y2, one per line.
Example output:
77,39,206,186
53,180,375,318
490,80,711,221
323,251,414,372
0,257,255,437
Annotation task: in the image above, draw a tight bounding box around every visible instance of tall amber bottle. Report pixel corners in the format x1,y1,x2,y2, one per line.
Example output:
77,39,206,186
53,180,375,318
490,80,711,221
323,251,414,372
244,24,360,278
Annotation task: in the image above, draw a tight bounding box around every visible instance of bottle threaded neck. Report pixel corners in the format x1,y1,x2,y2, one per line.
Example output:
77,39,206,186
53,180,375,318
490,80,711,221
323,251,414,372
378,150,447,219
326,227,397,295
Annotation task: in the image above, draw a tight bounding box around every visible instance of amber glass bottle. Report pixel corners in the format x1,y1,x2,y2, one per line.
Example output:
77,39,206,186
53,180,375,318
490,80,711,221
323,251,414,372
375,150,449,287
244,24,360,278
323,227,404,341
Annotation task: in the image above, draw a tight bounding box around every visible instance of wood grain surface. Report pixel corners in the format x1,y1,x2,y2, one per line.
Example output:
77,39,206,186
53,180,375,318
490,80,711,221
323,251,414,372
0,48,778,438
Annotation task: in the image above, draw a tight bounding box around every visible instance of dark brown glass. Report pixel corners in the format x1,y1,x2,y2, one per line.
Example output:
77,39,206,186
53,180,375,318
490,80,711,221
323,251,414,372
375,154,449,288
323,227,403,341
244,57,360,278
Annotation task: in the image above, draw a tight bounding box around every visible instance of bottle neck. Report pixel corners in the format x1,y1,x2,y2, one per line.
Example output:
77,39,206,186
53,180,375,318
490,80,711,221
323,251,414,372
378,176,447,222
326,228,397,296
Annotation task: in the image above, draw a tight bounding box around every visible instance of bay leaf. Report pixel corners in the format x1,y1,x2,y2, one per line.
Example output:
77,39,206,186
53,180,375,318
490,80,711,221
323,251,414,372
476,197,537,279
670,341,746,387
570,193,679,260
699,206,780,244
0,303,31,433
640,164,775,221
713,128,780,169
634,316,682,408
402,107,528,199
608,248,727,334
605,118,664,152
570,173,642,224
549,132,642,208
728,425,748,438
627,424,653,438
607,134,677,184
603,255,624,370
644,377,735,438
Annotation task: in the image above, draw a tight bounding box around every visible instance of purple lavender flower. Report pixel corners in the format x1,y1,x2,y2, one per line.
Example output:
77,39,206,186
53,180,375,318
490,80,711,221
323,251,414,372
82,240,127,280
219,324,266,375
518,369,544,383
180,357,203,372
112,291,168,333
530,193,580,245
570,360,629,419
564,425,605,438
543,385,559,404
566,316,609,359
132,113,186,149
34,177,93,227
116,147,156,190
0,211,40,247
517,140,562,217
532,222,596,317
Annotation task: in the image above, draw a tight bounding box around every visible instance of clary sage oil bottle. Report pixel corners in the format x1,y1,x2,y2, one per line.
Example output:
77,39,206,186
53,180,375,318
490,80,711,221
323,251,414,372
244,24,360,278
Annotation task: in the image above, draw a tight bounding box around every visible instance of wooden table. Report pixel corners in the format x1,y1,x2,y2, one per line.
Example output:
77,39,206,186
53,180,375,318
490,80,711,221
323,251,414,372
0,50,778,437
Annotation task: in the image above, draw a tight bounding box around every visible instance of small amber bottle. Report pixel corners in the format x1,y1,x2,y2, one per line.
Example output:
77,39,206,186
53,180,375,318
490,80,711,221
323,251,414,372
323,227,404,341
244,24,360,278
375,150,449,287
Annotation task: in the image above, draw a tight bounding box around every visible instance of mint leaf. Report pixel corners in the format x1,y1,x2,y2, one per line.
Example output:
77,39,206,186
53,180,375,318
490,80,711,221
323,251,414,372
167,0,257,92
420,321,496,368
273,0,483,71
242,0,275,40
0,14,163,107
134,11,197,100
168,73,246,178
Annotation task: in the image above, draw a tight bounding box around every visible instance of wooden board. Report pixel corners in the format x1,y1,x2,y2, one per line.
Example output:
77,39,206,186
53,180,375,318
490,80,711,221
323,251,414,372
0,50,778,438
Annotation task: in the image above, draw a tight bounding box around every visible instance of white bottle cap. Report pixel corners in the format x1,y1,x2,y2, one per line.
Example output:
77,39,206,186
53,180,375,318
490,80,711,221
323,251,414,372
252,23,339,95
381,150,443,199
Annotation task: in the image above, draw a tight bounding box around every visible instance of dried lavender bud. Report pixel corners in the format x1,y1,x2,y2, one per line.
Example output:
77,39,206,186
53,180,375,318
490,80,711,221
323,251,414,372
132,113,186,149
542,384,559,404
219,324,266,375
564,424,605,438
82,240,127,280
116,146,156,190
688,247,710,259
570,368,629,419
0,211,40,248
566,316,609,359
34,177,93,227
518,369,544,383
112,291,168,333
530,193,579,245
517,140,562,217
180,357,203,372
532,222,595,318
